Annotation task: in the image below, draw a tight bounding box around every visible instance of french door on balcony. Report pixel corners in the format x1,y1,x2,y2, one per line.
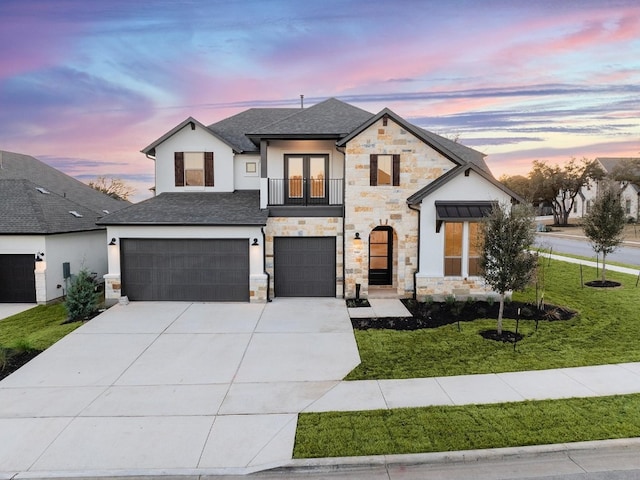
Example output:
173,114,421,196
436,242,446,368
285,154,329,205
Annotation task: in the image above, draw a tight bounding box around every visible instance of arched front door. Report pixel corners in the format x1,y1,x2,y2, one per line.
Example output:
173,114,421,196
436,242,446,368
369,226,393,285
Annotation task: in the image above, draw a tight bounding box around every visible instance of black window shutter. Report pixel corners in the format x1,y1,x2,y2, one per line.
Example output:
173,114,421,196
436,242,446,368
174,152,184,186
370,154,378,186
392,154,400,186
204,152,214,186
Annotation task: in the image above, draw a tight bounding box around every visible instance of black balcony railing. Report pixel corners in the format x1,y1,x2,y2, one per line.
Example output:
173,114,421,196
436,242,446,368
268,178,343,206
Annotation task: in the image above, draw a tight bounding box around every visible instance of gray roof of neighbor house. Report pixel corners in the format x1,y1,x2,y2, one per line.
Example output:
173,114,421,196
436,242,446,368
0,150,129,234
0,179,106,234
97,190,267,226
597,157,640,174
0,150,129,214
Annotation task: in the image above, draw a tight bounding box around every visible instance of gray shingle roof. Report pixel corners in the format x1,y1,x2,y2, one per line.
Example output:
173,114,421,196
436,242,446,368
597,157,640,174
0,179,106,234
0,150,129,215
249,98,374,137
208,108,300,152
97,191,267,226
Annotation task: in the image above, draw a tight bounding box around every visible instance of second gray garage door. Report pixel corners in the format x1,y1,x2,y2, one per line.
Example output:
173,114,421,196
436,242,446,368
120,239,249,302
274,237,336,297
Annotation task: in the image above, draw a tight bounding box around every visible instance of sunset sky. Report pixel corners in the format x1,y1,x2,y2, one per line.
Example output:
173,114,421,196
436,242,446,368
1,0,638,201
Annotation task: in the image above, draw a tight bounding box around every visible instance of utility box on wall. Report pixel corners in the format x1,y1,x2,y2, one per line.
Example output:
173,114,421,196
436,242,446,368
62,262,71,279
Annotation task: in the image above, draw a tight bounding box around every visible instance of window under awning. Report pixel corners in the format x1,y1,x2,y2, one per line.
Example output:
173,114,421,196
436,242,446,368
435,201,496,232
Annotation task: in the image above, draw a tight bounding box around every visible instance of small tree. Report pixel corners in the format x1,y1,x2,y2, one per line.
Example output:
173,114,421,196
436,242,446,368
88,176,134,201
65,269,99,321
480,204,538,335
583,181,625,283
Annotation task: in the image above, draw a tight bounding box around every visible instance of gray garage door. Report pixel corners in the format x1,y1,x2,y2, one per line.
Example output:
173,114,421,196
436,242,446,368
121,239,249,302
0,254,36,303
274,237,336,297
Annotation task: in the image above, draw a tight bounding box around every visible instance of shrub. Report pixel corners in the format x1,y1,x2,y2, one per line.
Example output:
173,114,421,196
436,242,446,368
65,269,99,321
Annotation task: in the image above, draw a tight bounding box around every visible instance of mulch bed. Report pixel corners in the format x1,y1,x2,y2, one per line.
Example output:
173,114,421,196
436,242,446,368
350,298,576,331
0,350,41,381
585,280,621,288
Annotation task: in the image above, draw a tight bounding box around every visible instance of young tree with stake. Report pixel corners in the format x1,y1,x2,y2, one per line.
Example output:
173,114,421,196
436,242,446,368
480,204,537,335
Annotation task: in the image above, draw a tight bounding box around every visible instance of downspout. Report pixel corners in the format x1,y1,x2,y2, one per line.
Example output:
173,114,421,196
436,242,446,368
337,145,346,298
261,226,271,302
408,202,421,300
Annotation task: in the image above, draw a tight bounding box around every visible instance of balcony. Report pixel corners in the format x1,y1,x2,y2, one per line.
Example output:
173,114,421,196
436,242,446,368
268,178,343,206
267,178,343,217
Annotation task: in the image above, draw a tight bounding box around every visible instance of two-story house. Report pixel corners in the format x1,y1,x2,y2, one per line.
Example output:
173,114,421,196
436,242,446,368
99,98,520,303
569,157,640,222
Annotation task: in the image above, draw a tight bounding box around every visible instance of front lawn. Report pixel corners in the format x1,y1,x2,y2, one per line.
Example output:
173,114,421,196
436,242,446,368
0,303,84,379
295,394,640,458
347,259,640,380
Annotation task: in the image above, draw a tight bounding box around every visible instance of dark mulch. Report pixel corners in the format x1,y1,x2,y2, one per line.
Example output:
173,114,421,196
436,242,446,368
480,329,524,343
0,350,42,381
585,280,621,288
350,298,576,330
346,298,371,308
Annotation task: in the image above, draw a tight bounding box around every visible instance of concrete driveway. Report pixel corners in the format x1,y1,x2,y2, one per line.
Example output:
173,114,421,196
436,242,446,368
0,303,35,321
0,298,360,476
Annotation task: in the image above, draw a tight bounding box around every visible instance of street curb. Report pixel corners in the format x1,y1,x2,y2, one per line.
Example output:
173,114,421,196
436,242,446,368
273,437,640,474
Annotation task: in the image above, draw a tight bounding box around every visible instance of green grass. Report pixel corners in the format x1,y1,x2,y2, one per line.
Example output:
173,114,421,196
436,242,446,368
347,260,640,380
294,394,640,458
0,304,83,351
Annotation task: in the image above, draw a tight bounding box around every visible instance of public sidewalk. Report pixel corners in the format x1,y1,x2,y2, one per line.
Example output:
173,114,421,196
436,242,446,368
537,251,640,277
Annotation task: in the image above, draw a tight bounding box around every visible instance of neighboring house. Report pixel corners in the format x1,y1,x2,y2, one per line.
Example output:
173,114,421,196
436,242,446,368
99,98,521,303
570,157,640,221
0,151,128,303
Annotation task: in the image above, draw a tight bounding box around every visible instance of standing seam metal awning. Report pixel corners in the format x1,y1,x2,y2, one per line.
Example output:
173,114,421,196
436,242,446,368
435,201,496,232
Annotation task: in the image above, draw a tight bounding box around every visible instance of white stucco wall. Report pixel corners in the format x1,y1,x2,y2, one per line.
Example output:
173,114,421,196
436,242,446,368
233,153,261,190
153,123,236,194
265,139,343,178
418,170,514,277
44,231,108,301
0,231,107,303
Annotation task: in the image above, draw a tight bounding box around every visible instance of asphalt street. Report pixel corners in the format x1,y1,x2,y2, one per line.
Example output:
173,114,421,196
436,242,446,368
535,233,640,267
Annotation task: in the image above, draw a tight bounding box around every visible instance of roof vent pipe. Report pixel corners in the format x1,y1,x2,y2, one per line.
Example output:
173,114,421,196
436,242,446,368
300,94,304,109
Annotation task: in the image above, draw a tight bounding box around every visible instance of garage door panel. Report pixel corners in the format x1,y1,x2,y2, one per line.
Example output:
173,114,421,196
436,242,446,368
274,237,335,297
0,254,36,303
121,239,249,302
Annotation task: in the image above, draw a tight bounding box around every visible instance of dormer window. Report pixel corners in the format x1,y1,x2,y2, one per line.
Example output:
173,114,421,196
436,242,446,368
174,152,214,187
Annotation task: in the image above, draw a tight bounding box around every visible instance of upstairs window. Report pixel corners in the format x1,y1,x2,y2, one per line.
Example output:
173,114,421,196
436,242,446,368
370,154,400,186
174,152,214,187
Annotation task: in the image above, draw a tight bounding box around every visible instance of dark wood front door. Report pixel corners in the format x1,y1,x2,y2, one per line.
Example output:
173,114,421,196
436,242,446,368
368,227,393,285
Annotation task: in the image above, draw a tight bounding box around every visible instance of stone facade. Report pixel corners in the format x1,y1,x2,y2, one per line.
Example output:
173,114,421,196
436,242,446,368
249,274,268,303
265,217,343,298
343,117,453,298
415,275,499,302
